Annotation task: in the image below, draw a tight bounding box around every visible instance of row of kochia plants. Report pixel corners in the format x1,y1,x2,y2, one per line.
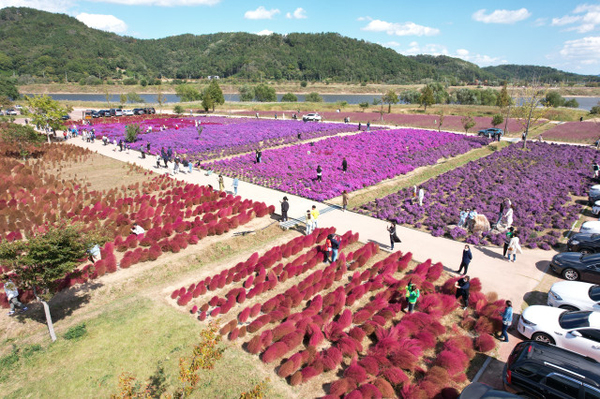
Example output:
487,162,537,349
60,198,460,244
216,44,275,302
0,144,274,308
171,228,504,398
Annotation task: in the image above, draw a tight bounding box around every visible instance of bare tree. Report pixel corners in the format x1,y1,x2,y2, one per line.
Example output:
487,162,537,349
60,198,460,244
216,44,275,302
513,84,547,148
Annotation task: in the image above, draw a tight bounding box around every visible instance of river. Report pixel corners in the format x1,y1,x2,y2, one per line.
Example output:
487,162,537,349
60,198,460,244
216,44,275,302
27,93,600,111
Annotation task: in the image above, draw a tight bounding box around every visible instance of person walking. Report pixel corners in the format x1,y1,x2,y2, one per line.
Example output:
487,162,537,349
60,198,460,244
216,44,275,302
358,122,362,131
507,232,523,262
418,187,425,207
305,210,313,235
342,157,348,173
404,283,420,313
4,280,27,316
388,221,400,250
499,300,513,342
366,121,370,131
457,245,472,275
503,227,515,257
342,190,349,212
218,174,224,192
280,196,289,222
454,275,471,310
233,177,239,195
155,153,162,168
173,157,180,174
311,205,320,230
325,234,340,263
316,165,323,182
594,162,599,179
167,147,173,162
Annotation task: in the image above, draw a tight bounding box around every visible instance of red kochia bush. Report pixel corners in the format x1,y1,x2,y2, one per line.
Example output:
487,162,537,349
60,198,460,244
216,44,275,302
475,334,496,353
344,359,367,384
262,342,289,364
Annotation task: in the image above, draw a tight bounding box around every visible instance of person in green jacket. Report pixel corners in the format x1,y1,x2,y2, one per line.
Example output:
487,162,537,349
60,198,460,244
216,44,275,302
405,283,420,313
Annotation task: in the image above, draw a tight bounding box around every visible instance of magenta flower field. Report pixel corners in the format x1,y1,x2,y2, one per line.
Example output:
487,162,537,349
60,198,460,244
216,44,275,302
202,129,488,201
359,142,597,249
77,117,355,161
543,121,600,143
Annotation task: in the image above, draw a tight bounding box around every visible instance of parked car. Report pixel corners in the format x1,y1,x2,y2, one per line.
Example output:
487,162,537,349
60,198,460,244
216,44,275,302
91,110,101,118
548,281,600,311
98,110,110,117
14,105,22,109
303,113,322,122
580,221,600,235
478,128,503,138
459,382,521,398
518,306,600,360
590,185,600,205
123,109,134,116
143,107,155,114
568,233,600,254
503,341,600,398
133,108,145,115
61,115,70,120
5,108,18,116
549,252,600,282
114,108,123,117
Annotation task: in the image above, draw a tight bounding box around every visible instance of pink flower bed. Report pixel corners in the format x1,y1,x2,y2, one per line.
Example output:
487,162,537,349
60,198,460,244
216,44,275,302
543,121,600,143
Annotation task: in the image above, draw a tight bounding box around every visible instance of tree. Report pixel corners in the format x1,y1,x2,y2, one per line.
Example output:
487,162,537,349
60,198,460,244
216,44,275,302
127,92,144,104
205,80,224,111
591,102,600,115
358,102,369,112
156,87,166,114
23,95,70,140
544,91,564,108
305,92,323,102
173,104,184,114
564,98,579,108
175,85,201,102
492,114,504,128
496,82,513,135
0,122,45,159
125,124,140,143
281,93,298,102
300,81,308,88
419,85,434,111
437,109,444,132
0,76,19,105
0,222,106,341
238,85,255,102
119,94,127,108
513,85,547,148
201,94,214,112
254,84,276,102
461,115,475,133
382,90,398,113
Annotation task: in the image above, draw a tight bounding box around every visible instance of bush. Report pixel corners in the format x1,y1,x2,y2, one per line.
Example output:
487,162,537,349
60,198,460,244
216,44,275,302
64,323,87,340
475,334,496,352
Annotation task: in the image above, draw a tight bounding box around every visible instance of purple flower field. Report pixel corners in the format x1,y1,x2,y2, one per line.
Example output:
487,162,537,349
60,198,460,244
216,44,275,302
202,129,489,201
359,142,597,249
77,117,355,161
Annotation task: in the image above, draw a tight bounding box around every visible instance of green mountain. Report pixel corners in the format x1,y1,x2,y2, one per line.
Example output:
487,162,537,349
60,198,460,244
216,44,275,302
0,7,598,85
481,64,597,84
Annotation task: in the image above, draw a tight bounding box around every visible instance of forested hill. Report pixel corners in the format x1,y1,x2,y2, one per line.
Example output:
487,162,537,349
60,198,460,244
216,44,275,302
0,7,598,85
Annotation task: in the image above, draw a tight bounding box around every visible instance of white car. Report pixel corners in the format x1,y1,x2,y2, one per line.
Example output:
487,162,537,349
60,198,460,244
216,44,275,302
5,109,18,116
581,221,600,235
302,113,322,122
548,281,600,311
123,109,134,116
518,305,600,361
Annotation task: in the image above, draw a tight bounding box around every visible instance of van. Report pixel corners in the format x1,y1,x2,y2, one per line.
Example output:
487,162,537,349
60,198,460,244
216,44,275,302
504,341,600,398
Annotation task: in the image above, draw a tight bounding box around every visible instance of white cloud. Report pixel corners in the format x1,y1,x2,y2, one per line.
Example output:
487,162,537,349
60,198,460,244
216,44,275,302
256,29,273,36
89,0,220,5
472,8,531,24
357,16,369,21
401,42,448,56
533,18,547,27
0,0,74,13
244,6,280,20
286,7,306,19
76,13,127,33
398,43,503,66
559,36,600,66
551,5,600,33
362,19,439,36
456,49,469,57
380,41,401,49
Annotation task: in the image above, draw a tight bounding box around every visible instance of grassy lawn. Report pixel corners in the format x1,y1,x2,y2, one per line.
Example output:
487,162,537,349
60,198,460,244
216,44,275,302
0,297,292,398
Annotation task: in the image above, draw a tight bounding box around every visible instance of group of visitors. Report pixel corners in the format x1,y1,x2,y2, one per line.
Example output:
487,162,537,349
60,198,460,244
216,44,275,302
458,208,479,231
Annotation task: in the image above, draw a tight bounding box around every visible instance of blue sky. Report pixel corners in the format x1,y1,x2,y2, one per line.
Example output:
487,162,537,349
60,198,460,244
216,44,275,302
3,0,600,75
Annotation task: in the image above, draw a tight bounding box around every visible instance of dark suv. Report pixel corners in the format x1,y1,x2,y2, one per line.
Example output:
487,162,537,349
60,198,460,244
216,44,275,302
504,341,600,398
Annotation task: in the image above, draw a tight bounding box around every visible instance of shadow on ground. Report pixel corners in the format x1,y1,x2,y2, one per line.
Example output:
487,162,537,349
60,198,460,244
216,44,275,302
523,290,548,307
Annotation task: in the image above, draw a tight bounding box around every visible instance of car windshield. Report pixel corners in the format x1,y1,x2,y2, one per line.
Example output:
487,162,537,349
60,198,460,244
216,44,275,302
559,311,592,329
590,286,600,302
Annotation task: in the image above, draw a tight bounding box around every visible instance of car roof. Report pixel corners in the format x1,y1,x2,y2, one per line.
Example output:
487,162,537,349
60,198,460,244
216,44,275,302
518,342,600,384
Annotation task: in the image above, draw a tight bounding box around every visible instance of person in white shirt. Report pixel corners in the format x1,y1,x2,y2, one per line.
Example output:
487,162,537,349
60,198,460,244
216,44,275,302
4,280,27,316
131,223,145,236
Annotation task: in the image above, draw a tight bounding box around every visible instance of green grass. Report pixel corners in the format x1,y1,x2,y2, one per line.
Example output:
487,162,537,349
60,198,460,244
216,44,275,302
0,297,291,398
